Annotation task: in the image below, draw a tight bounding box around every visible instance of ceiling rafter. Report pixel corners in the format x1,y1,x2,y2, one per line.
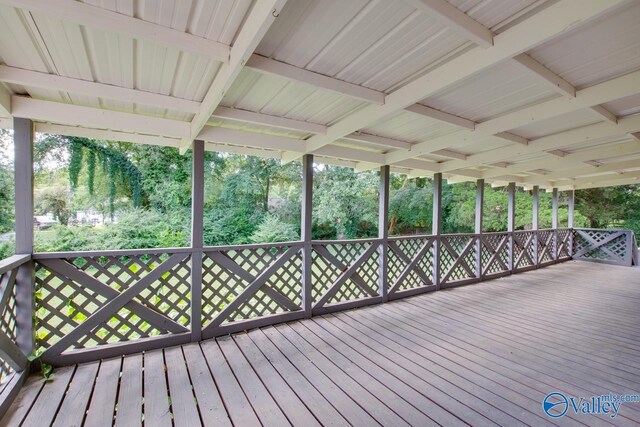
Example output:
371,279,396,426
301,0,625,159
181,0,287,152
0,0,230,63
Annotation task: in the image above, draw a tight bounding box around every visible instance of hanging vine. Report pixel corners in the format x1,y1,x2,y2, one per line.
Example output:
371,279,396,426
64,137,144,217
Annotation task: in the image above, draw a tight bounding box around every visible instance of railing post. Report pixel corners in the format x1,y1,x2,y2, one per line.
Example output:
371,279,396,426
568,189,575,256
13,117,35,357
475,179,484,279
552,187,558,261
507,182,516,272
532,185,539,268
378,165,389,302
433,173,442,290
190,140,204,342
301,154,314,317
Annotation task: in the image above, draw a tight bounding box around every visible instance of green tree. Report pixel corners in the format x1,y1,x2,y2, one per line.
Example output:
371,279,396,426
35,186,71,226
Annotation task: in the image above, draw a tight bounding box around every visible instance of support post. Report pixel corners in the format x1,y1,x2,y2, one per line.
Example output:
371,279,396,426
475,179,484,279
301,154,314,317
568,189,575,256
552,187,558,261
378,165,389,302
532,185,539,267
432,173,442,290
190,140,204,342
13,118,34,356
507,182,516,272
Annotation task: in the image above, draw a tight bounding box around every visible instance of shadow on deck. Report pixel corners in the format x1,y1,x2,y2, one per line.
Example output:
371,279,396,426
3,261,640,426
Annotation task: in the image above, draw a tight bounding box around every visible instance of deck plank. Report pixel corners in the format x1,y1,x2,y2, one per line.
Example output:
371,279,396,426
21,365,75,427
1,375,46,426
84,357,121,427
182,343,231,427
232,333,321,427
52,361,99,427
143,349,172,427
200,339,261,427
164,345,202,427
114,353,142,427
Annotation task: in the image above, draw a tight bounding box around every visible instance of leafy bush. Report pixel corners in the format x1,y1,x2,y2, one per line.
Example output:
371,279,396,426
250,215,299,243
0,241,14,260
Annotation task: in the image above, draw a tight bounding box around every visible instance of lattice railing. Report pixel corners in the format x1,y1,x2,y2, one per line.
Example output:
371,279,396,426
311,239,380,312
33,249,192,362
572,228,636,266
556,228,572,260
537,229,556,265
480,232,510,277
513,230,536,271
387,235,435,296
440,234,478,285
0,255,29,393
201,242,303,334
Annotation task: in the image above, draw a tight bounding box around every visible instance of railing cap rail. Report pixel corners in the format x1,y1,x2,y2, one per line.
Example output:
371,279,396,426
32,247,193,259
0,254,31,275
204,241,303,251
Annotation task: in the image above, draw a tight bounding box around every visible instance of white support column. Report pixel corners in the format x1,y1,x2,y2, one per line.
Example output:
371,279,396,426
552,187,559,261
190,140,204,342
507,182,516,272
378,166,390,302
568,189,575,256
532,185,539,267
432,173,442,290
475,179,484,279
13,118,34,355
301,154,314,317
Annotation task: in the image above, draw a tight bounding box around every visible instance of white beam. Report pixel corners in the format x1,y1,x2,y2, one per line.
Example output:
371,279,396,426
35,123,181,147
512,54,576,97
440,113,640,173
182,0,286,151
0,65,201,113
520,153,640,183
402,0,493,48
389,69,640,165
630,132,640,142
482,140,640,180
555,170,640,188
343,132,412,150
246,55,385,105
11,97,189,138
309,0,625,156
404,103,475,129
211,106,326,134
198,127,305,153
1,0,229,63
204,142,283,159
494,132,529,145
590,105,618,124
573,174,640,190
432,149,467,160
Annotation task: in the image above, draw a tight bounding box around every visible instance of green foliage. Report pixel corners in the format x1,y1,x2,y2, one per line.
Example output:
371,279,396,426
389,178,432,235
35,186,71,226
0,241,14,259
250,215,299,243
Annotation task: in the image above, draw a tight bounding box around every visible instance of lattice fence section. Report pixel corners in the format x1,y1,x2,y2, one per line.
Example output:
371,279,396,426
480,233,510,276
312,241,380,307
34,252,191,352
538,230,555,264
440,235,478,284
387,237,434,293
0,266,18,383
556,229,571,260
572,229,631,265
202,244,302,326
513,231,536,270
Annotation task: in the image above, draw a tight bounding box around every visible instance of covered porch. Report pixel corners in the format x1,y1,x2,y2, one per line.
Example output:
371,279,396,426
0,0,639,425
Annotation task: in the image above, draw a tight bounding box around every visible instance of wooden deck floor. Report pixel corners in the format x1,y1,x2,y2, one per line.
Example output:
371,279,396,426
3,261,640,426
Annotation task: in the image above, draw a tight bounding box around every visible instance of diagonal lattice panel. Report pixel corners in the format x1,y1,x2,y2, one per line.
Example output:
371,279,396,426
35,252,190,352
481,233,510,275
440,235,477,283
573,229,629,263
556,229,571,259
387,237,434,291
0,267,18,383
513,231,536,269
538,230,555,263
202,245,302,326
312,241,380,306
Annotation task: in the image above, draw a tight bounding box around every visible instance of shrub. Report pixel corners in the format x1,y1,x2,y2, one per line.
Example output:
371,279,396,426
250,215,299,243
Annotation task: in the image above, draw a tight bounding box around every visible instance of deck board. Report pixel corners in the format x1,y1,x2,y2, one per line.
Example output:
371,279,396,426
4,261,640,426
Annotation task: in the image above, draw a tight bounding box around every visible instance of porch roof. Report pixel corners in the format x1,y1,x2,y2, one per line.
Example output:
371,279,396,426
0,0,639,190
